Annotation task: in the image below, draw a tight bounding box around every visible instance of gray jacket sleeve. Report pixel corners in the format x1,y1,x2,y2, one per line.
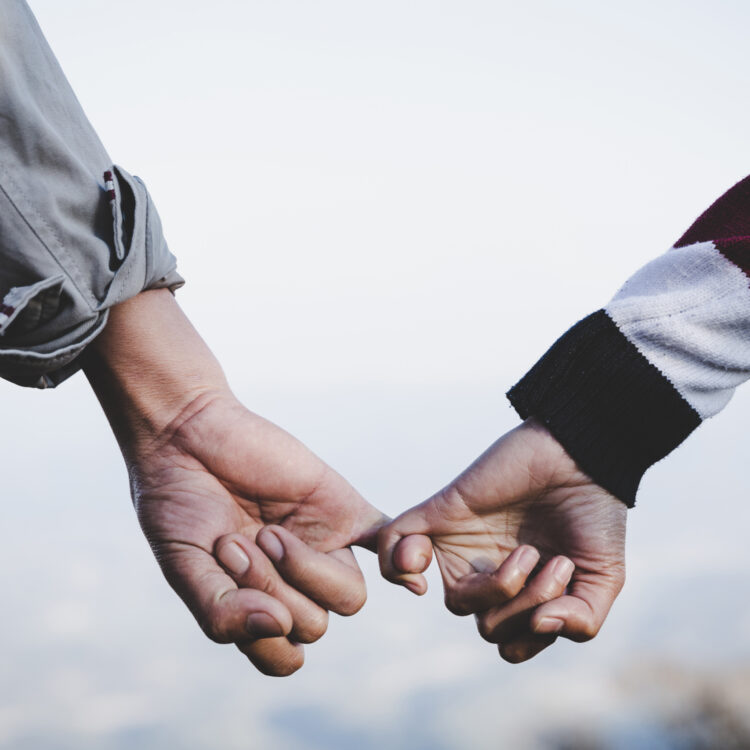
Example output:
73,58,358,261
0,1,184,388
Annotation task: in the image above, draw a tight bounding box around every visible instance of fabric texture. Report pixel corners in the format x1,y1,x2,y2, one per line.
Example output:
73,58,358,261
0,0,183,388
508,174,750,506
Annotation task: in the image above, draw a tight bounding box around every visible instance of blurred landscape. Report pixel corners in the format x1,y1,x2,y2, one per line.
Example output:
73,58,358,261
1,380,749,750
4,1,750,747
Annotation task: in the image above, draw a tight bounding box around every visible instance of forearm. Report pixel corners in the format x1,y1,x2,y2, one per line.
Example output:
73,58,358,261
509,174,750,506
82,289,229,451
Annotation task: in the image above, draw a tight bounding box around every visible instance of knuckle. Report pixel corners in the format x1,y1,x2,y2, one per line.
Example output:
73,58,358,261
337,587,367,617
491,570,518,600
499,643,528,664
256,652,305,677
444,591,469,617
296,610,329,644
573,620,600,642
529,579,564,606
201,612,232,644
239,640,306,677
582,621,601,641
534,585,561,604
476,615,497,643
251,570,277,596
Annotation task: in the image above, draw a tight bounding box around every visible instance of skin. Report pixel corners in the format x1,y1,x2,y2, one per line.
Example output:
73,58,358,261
379,418,627,663
83,289,387,676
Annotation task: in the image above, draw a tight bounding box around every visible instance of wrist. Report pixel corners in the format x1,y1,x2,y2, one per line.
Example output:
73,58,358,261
83,289,230,450
507,311,699,507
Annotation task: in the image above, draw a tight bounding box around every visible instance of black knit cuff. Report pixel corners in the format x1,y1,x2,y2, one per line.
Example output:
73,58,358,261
507,310,701,507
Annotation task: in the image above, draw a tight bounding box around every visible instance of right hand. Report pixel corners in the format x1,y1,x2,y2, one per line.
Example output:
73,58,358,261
130,391,387,676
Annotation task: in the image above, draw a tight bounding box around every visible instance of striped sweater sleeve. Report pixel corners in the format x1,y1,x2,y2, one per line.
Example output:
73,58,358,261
507,175,750,507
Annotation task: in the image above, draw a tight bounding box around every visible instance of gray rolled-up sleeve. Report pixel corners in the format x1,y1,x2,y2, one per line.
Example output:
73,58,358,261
0,0,184,388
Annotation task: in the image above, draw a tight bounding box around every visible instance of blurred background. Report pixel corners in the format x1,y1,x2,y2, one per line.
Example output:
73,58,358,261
2,1,750,747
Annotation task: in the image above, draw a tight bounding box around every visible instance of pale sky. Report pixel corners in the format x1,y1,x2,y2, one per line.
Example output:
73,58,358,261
2,2,750,748
29,0,750,389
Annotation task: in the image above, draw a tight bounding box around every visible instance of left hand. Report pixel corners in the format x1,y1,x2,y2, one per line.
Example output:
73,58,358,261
378,418,627,663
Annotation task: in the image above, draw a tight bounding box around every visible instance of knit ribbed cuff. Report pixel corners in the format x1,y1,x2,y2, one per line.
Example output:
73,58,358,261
507,310,701,507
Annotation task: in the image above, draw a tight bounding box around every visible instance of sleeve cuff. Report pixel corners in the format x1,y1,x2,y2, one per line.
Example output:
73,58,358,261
506,310,701,507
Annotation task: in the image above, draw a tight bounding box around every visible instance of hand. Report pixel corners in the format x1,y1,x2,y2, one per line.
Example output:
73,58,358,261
84,290,386,675
133,392,386,675
379,418,627,663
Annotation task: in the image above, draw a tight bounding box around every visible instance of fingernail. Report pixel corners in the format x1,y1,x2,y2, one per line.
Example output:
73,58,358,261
218,542,250,576
261,530,284,562
535,617,565,634
246,612,284,638
416,553,429,572
553,557,575,585
517,546,540,575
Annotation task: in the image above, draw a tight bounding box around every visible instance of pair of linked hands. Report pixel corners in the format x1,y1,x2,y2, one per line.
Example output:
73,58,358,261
84,290,627,675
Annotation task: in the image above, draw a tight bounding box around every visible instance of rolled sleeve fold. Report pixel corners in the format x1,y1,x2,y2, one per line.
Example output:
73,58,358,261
0,0,183,388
